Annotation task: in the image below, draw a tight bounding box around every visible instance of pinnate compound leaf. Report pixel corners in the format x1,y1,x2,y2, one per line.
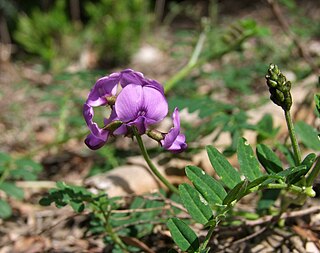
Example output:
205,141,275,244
0,199,12,219
167,218,199,252
206,145,241,189
256,144,283,174
185,166,227,206
295,121,320,151
237,137,263,181
0,182,24,200
179,184,213,225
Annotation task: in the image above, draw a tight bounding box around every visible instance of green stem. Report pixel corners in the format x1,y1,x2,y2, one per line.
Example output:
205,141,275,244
199,225,215,251
284,110,301,166
306,156,320,187
164,26,207,94
98,205,128,252
134,131,179,194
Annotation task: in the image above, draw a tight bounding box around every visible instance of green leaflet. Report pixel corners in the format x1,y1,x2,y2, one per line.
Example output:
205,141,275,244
295,121,320,151
0,199,12,219
185,166,227,206
167,218,199,252
237,137,263,181
256,144,283,174
0,182,24,200
223,180,248,205
206,145,241,189
179,184,213,225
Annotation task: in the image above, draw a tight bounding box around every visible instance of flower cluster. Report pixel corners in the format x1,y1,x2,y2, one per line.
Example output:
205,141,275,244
83,69,187,153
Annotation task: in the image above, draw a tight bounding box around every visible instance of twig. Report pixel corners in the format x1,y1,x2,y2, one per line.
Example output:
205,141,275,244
267,0,319,74
245,206,320,227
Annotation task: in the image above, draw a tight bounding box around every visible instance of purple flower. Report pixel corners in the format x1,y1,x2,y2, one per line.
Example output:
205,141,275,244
115,84,168,134
161,108,187,153
83,69,186,153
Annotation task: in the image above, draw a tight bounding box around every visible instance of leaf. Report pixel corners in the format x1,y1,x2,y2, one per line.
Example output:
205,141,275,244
295,121,320,151
301,153,317,171
10,168,37,181
0,182,24,200
237,138,263,181
179,184,213,225
206,145,241,189
223,180,248,205
256,144,283,174
167,218,199,252
185,166,227,206
0,199,12,219
70,201,85,213
277,144,295,167
255,114,279,142
315,94,320,117
277,165,308,184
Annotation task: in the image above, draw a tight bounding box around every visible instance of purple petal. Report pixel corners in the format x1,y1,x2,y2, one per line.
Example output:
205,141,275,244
86,73,120,107
120,69,145,87
83,103,109,141
85,133,108,150
143,79,165,95
127,116,147,134
161,108,187,153
115,84,144,122
143,86,168,124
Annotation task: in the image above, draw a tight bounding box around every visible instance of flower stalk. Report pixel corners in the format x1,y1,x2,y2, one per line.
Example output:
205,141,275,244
284,109,301,165
133,128,179,195
266,64,301,165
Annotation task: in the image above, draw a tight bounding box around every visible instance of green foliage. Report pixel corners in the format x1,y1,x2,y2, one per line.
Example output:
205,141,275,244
0,152,42,219
14,0,150,70
84,0,149,66
169,134,318,252
169,96,255,155
167,218,199,253
14,0,74,69
255,114,280,142
295,121,320,151
40,182,174,251
237,137,263,181
179,184,213,225
256,144,283,174
0,199,12,219
206,146,241,189
185,166,226,207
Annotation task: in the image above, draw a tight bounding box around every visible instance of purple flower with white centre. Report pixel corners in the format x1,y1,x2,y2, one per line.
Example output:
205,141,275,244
115,84,168,134
161,108,187,153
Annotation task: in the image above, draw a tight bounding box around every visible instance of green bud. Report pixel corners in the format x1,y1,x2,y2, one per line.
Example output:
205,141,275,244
265,64,293,111
146,129,164,142
103,120,123,132
305,186,316,198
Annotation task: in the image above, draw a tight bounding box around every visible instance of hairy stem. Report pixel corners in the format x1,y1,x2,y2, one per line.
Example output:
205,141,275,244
284,110,301,166
134,130,179,194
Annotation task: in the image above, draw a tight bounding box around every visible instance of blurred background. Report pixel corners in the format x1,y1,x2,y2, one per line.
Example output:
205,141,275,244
0,0,319,252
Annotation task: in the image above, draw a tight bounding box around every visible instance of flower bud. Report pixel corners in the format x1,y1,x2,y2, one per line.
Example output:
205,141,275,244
265,64,292,111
